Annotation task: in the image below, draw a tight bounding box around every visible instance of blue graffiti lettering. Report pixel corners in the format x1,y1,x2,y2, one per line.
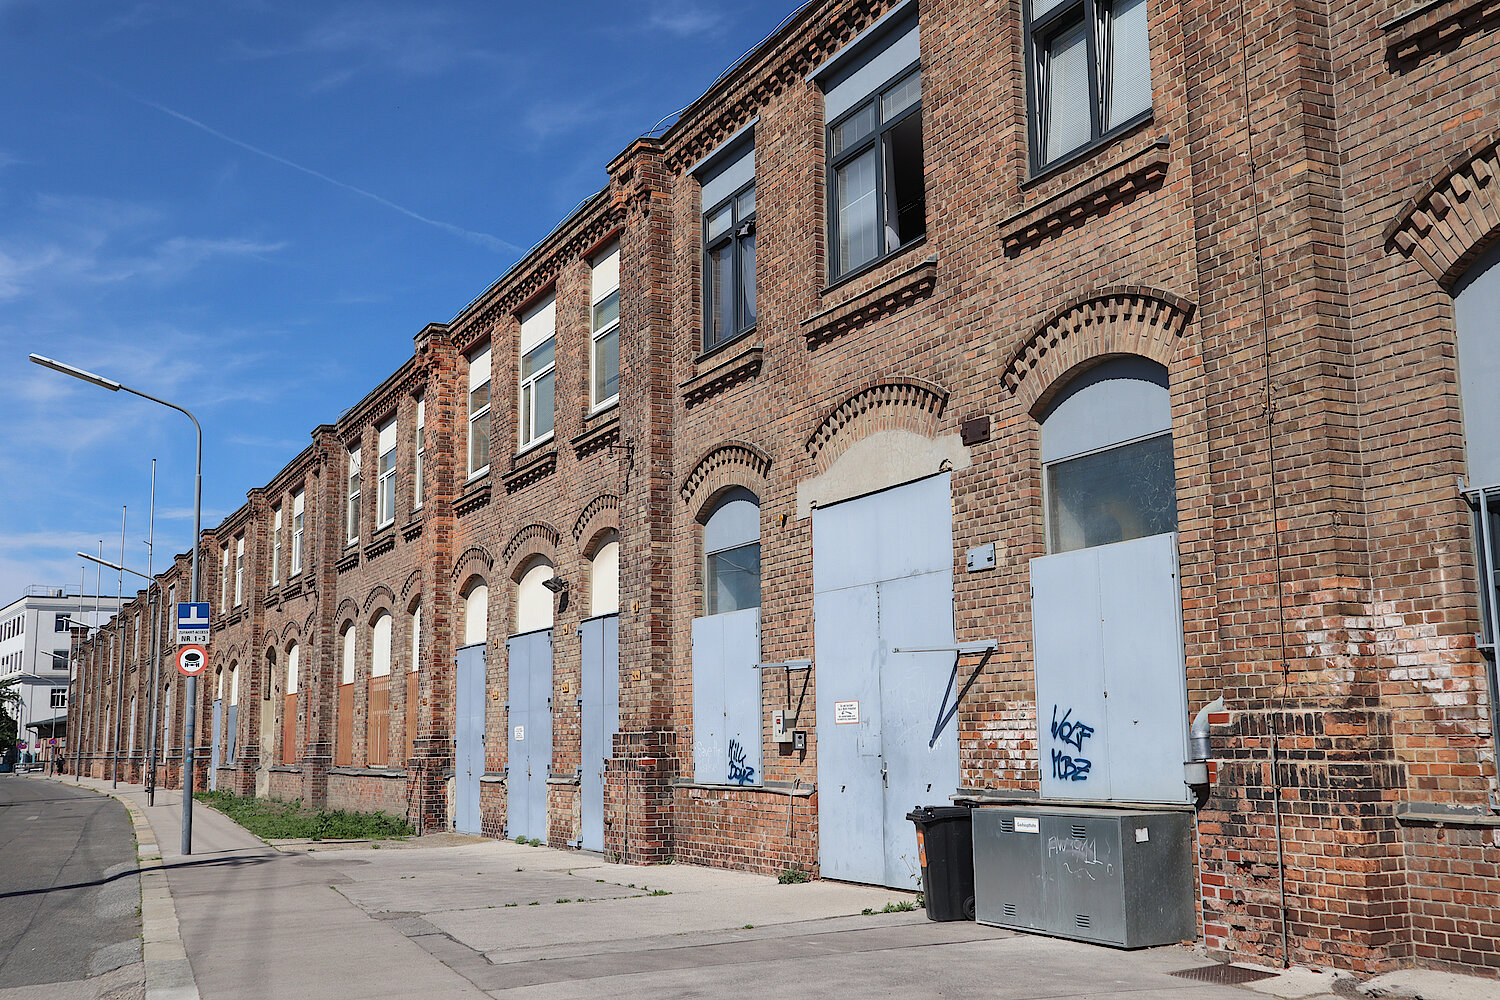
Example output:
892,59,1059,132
727,739,756,785
1051,749,1092,782
1050,705,1095,751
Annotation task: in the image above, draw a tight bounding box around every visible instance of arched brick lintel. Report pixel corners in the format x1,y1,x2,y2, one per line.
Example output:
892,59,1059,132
573,494,620,550
1003,285,1196,416
450,546,495,587
804,377,950,474
362,584,395,619
1386,133,1500,288
502,523,561,580
680,441,772,515
334,598,361,631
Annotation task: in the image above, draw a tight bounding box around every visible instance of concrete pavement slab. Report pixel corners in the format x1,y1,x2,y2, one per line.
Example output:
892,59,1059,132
1359,970,1500,1000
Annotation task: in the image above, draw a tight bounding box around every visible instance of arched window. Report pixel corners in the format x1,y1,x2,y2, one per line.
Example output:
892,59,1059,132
405,601,421,762
1040,357,1176,553
462,582,488,647
282,643,298,765
515,558,555,633
590,532,620,616
703,488,760,615
1455,244,1500,768
369,613,392,766
225,662,239,764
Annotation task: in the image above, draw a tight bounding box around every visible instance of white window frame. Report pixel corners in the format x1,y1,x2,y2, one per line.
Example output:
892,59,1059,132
234,536,245,606
220,545,230,611
272,507,282,586
376,417,397,529
51,688,67,709
346,446,362,545
413,397,425,510
590,245,621,411
467,347,492,478
519,295,557,451
291,491,304,577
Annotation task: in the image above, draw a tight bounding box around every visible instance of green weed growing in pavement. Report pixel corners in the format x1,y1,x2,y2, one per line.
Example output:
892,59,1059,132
505,903,518,907
777,868,811,884
193,791,411,841
649,889,671,896
528,901,540,906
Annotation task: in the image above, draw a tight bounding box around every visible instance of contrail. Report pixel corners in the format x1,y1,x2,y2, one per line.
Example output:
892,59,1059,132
100,78,520,255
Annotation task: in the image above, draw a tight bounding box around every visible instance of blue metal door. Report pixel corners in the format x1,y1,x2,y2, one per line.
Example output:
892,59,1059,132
1031,532,1189,803
209,699,222,790
225,705,237,765
580,614,619,851
691,608,762,785
507,629,553,842
813,473,959,889
454,643,485,834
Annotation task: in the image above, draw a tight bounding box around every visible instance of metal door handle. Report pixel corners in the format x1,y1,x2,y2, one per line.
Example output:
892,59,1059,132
881,763,888,787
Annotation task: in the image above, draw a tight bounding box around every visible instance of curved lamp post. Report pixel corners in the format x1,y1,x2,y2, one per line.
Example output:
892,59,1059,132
31,354,202,855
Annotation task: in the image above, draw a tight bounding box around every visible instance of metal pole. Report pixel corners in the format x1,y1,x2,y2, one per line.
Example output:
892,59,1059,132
111,506,125,788
73,563,84,779
145,459,160,806
92,542,101,778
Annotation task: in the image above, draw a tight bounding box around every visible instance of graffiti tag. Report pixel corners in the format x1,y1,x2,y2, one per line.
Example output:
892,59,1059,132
727,738,756,785
1050,705,1095,782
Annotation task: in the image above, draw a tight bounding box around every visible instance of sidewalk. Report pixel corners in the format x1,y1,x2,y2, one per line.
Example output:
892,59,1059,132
47,775,1499,1000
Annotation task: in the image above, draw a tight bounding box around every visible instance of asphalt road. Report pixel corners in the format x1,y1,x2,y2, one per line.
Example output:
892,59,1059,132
0,777,141,989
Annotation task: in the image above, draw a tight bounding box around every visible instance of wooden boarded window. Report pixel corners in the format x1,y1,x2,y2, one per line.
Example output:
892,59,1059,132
368,613,391,767
282,644,298,766
335,627,355,767
405,603,421,762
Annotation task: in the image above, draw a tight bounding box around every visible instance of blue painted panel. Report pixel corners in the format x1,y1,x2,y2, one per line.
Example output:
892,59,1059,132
225,705,237,764
1096,534,1189,803
813,473,957,889
210,700,221,790
580,614,620,852
691,608,761,784
1039,357,1170,463
878,571,959,890
1032,547,1111,799
507,630,553,842
1455,243,1500,485
811,472,952,594
454,643,485,835
814,582,884,884
1032,533,1188,803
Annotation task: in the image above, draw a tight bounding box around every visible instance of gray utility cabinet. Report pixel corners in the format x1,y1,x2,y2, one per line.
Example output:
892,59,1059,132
973,805,1195,948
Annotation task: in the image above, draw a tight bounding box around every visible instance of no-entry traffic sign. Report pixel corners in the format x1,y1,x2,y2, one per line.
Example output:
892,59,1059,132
176,644,208,677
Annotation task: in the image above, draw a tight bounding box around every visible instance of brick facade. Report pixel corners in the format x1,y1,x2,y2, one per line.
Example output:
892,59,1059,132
64,0,1500,978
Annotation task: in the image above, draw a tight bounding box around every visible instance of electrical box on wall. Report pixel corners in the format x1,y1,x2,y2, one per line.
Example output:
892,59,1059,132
793,730,806,752
772,710,796,744
966,543,997,572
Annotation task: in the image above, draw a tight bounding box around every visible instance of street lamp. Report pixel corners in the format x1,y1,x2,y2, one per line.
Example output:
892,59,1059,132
34,353,203,856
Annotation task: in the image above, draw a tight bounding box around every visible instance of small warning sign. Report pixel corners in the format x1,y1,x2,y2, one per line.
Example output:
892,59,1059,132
834,700,859,725
514,725,525,742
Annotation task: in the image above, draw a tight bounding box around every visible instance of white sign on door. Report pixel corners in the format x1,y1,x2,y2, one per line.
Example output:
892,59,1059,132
834,700,859,725
514,725,525,742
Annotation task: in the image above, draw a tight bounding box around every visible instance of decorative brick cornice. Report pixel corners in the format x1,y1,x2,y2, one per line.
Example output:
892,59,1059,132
802,255,937,347
679,342,764,406
400,516,423,542
679,441,772,504
571,411,621,457
1002,286,1196,415
1383,0,1500,68
999,138,1171,255
335,548,360,574
804,377,949,473
502,448,557,493
1385,133,1500,287
362,525,396,561
455,478,491,517
503,522,561,566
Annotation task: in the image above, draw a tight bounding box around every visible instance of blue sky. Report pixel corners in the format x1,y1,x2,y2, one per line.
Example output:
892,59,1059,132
0,0,797,602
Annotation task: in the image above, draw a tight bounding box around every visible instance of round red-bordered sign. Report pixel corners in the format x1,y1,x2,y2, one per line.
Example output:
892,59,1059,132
176,644,208,677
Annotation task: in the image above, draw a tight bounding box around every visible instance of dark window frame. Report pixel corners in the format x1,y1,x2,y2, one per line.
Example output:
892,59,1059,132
825,60,925,282
1023,0,1153,177
702,179,757,354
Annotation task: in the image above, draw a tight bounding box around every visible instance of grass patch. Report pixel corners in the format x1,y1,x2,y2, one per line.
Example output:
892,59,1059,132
861,900,920,916
777,868,811,884
193,791,412,841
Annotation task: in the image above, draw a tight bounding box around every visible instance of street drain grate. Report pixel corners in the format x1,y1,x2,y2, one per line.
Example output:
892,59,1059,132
1169,965,1279,985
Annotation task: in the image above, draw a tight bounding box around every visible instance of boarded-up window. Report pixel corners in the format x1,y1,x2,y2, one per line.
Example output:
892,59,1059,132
282,644,298,766
368,614,391,767
335,627,354,766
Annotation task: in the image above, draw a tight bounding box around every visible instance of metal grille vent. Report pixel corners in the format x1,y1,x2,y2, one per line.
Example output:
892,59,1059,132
1003,902,1017,917
1071,824,1087,839
1169,966,1278,985
1001,818,1015,832
1074,913,1091,928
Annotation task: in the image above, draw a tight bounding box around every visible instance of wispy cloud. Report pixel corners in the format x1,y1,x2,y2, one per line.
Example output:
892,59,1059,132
645,1,733,38
95,78,520,254
232,5,498,79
